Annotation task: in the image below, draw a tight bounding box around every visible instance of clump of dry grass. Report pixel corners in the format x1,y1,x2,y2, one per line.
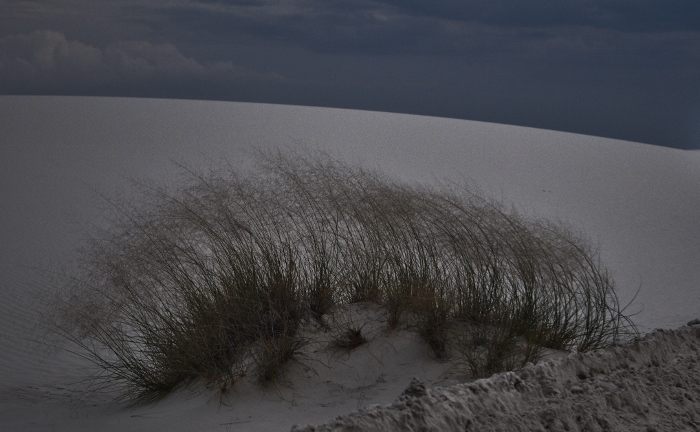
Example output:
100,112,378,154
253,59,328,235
330,326,368,350
53,150,635,403
325,304,372,351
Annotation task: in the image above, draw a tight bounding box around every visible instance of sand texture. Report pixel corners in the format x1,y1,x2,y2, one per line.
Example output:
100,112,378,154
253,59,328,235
295,325,700,432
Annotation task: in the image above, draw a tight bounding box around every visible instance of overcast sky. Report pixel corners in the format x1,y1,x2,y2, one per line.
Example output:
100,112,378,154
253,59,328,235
1,1,699,149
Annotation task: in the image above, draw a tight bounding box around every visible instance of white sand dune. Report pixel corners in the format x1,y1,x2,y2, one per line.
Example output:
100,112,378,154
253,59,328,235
0,96,698,431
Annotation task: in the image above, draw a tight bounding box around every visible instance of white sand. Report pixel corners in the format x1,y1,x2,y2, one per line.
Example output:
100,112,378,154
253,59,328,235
0,96,698,431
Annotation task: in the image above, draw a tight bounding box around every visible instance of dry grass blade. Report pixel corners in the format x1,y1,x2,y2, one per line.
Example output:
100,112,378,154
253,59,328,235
51,150,636,403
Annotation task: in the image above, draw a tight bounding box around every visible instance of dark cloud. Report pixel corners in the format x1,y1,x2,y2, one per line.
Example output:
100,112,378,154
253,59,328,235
124,1,425,55
129,0,700,61
374,0,700,32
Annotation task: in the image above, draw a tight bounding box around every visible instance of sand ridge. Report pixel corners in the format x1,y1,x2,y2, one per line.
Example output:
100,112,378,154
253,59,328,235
294,324,700,431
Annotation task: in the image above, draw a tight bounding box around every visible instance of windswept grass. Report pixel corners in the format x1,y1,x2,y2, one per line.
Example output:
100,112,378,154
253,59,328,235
53,150,636,403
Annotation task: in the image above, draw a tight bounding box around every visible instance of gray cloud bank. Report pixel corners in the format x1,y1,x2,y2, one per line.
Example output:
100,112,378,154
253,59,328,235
1,1,699,149
0,30,285,99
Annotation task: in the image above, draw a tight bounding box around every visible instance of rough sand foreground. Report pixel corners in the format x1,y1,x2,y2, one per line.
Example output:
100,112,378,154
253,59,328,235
294,325,700,431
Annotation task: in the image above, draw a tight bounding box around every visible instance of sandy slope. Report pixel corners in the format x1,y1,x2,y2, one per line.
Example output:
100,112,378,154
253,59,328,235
1,96,699,431
295,324,700,432
0,303,530,432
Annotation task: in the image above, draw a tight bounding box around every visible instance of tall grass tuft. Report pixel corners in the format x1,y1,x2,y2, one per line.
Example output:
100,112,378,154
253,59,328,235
54,150,635,402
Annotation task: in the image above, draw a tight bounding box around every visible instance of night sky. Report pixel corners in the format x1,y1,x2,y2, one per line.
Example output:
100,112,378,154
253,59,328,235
2,1,699,149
